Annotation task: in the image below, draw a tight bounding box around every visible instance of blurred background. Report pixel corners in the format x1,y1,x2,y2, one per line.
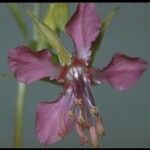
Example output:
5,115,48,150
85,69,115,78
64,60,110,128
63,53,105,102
0,3,149,148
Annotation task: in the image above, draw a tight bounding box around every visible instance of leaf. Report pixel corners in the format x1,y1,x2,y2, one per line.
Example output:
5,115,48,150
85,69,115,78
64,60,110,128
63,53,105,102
8,3,28,38
36,36,49,51
43,5,57,31
27,40,59,64
27,40,37,50
43,3,69,32
51,53,60,64
90,7,120,65
38,3,69,51
52,3,69,32
27,10,71,66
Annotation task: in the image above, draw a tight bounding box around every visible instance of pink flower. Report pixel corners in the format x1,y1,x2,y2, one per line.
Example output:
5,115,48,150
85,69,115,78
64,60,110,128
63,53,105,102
8,3,148,147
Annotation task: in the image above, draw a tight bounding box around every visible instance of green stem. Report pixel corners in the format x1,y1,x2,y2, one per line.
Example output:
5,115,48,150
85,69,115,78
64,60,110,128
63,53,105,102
14,3,40,148
33,3,45,51
14,82,26,148
33,3,40,42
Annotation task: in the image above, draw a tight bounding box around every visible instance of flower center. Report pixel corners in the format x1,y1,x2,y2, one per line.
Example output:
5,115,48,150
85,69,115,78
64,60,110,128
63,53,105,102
66,69,105,146
66,66,84,81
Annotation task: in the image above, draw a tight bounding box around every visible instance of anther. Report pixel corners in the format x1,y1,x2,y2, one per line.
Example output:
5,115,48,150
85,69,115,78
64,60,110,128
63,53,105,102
75,98,82,105
90,106,99,116
68,111,75,119
77,115,85,124
96,116,105,137
75,123,88,145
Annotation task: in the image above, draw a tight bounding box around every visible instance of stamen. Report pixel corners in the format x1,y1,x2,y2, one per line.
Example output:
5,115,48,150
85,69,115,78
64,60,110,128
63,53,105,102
68,110,75,119
75,123,88,145
86,97,93,107
77,115,86,125
75,108,83,123
83,77,96,108
90,106,99,116
89,126,98,148
83,94,96,127
58,112,68,138
78,117,90,130
96,116,105,137
75,98,82,105
75,105,90,129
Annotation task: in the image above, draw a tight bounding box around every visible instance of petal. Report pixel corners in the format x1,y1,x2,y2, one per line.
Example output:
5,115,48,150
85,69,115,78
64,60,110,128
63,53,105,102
8,46,61,84
94,53,148,91
36,88,74,144
65,3,101,61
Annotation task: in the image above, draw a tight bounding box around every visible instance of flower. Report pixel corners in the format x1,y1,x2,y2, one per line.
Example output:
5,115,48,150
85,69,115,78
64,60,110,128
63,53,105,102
8,3,148,147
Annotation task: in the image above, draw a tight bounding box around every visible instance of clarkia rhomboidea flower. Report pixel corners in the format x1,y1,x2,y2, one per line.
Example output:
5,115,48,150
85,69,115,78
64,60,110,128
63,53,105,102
8,3,148,147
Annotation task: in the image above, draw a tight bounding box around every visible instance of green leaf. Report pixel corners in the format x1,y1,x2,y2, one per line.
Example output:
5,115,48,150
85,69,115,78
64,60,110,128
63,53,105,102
8,3,28,38
52,3,69,32
28,10,71,66
43,5,57,32
90,7,120,65
51,52,60,64
43,3,69,32
27,40,37,50
36,36,49,50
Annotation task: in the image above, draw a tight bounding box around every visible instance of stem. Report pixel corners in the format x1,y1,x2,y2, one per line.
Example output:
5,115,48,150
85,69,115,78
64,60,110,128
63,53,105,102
14,3,40,148
33,3,40,42
14,82,26,147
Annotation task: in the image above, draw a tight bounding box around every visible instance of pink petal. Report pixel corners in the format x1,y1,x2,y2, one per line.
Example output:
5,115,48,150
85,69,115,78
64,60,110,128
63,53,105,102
8,46,61,84
36,88,74,144
94,53,148,91
65,3,101,61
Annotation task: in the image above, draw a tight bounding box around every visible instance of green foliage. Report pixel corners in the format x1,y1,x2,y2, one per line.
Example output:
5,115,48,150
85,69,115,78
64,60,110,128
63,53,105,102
43,3,69,32
8,4,28,39
28,10,71,66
